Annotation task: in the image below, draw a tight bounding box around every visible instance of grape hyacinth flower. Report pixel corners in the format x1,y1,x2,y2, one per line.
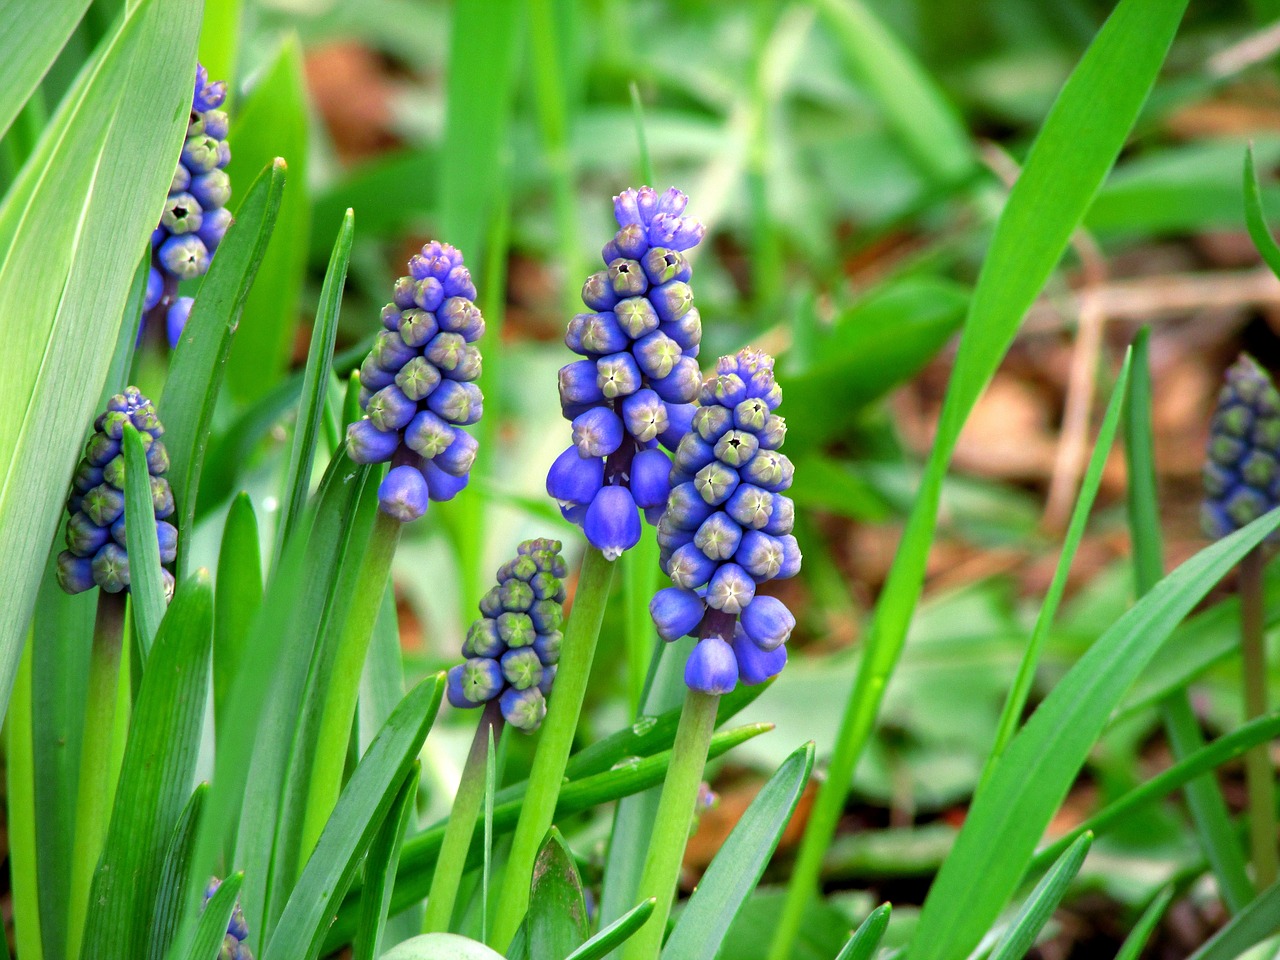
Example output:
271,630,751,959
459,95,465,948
55,387,176,599
446,539,567,731
650,348,801,694
143,63,232,347
546,186,706,560
1202,353,1280,540
204,877,253,960
345,241,485,522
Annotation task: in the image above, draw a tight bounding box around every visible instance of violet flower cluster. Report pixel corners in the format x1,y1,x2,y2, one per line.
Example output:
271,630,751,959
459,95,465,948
446,539,567,731
204,877,252,960
346,241,484,522
650,349,801,694
1202,353,1280,539
55,388,176,599
144,64,232,347
546,186,706,560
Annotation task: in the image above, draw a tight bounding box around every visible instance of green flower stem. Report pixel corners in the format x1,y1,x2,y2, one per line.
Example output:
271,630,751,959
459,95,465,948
299,509,402,862
621,689,720,960
67,591,126,960
490,546,616,951
423,700,504,933
1240,547,1278,889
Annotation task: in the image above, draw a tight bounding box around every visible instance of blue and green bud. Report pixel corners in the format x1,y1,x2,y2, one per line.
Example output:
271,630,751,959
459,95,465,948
56,387,175,599
446,540,566,731
346,241,485,520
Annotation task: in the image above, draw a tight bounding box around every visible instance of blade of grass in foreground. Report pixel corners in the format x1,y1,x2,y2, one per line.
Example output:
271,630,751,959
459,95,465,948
162,158,286,577
983,350,1131,776
770,0,1191,955
907,508,1280,960
1125,329,1253,910
987,834,1092,960
835,904,891,960
0,0,93,140
274,209,353,560
0,0,200,723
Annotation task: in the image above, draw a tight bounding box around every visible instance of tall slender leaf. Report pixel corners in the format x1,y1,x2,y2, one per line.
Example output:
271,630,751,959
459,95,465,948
0,0,93,140
0,0,201,720
148,785,207,960
776,0,1192,954
662,744,815,960
907,508,1280,960
31,564,94,960
1187,878,1280,960
223,35,310,403
122,424,166,657
80,572,213,960
352,771,418,960
834,904,891,960
262,676,445,960
179,873,244,960
988,834,1092,960
213,492,262,733
275,209,354,556
161,158,286,576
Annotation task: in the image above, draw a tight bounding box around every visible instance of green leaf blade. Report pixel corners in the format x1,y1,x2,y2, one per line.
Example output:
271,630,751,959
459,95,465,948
122,424,166,656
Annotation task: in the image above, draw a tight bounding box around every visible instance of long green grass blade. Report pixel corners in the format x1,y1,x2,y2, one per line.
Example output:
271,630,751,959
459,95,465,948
834,903,891,960
0,0,93,140
907,508,1280,960
526,830,590,959
352,768,418,960
0,0,200,719
1115,888,1173,960
1244,144,1280,280
813,0,972,184
1187,877,1280,960
1125,328,1253,910
275,209,354,557
988,834,1092,960
31,565,93,960
223,35,310,403
564,899,657,960
161,158,286,577
984,352,1132,771
180,873,243,960
213,493,262,734
662,743,816,960
148,785,206,960
122,424,166,657
1030,712,1280,872
262,676,445,960
80,572,213,960
774,0,1191,954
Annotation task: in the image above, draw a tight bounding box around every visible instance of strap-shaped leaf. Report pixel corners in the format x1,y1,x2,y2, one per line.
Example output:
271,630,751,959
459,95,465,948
122,423,166,657
988,833,1092,960
180,873,243,960
0,0,200,722
148,784,207,960
834,903,891,960
161,157,285,577
0,0,92,139
263,675,445,960
80,571,213,960
352,765,418,960
910,507,1280,960
663,743,816,960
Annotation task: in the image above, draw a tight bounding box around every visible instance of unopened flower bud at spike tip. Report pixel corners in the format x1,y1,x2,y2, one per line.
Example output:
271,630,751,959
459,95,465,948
1202,353,1280,540
449,540,566,732
349,240,485,519
57,389,176,597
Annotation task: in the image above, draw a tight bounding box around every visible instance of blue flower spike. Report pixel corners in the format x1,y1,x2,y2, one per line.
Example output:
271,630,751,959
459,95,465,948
144,64,232,346
344,241,485,521
650,349,801,694
547,186,706,559
1202,353,1280,539
55,387,176,600
204,876,253,960
446,539,568,731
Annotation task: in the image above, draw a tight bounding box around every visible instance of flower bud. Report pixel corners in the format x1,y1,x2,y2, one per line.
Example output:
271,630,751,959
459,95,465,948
685,636,738,694
378,465,430,522
585,486,641,560
651,587,705,641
